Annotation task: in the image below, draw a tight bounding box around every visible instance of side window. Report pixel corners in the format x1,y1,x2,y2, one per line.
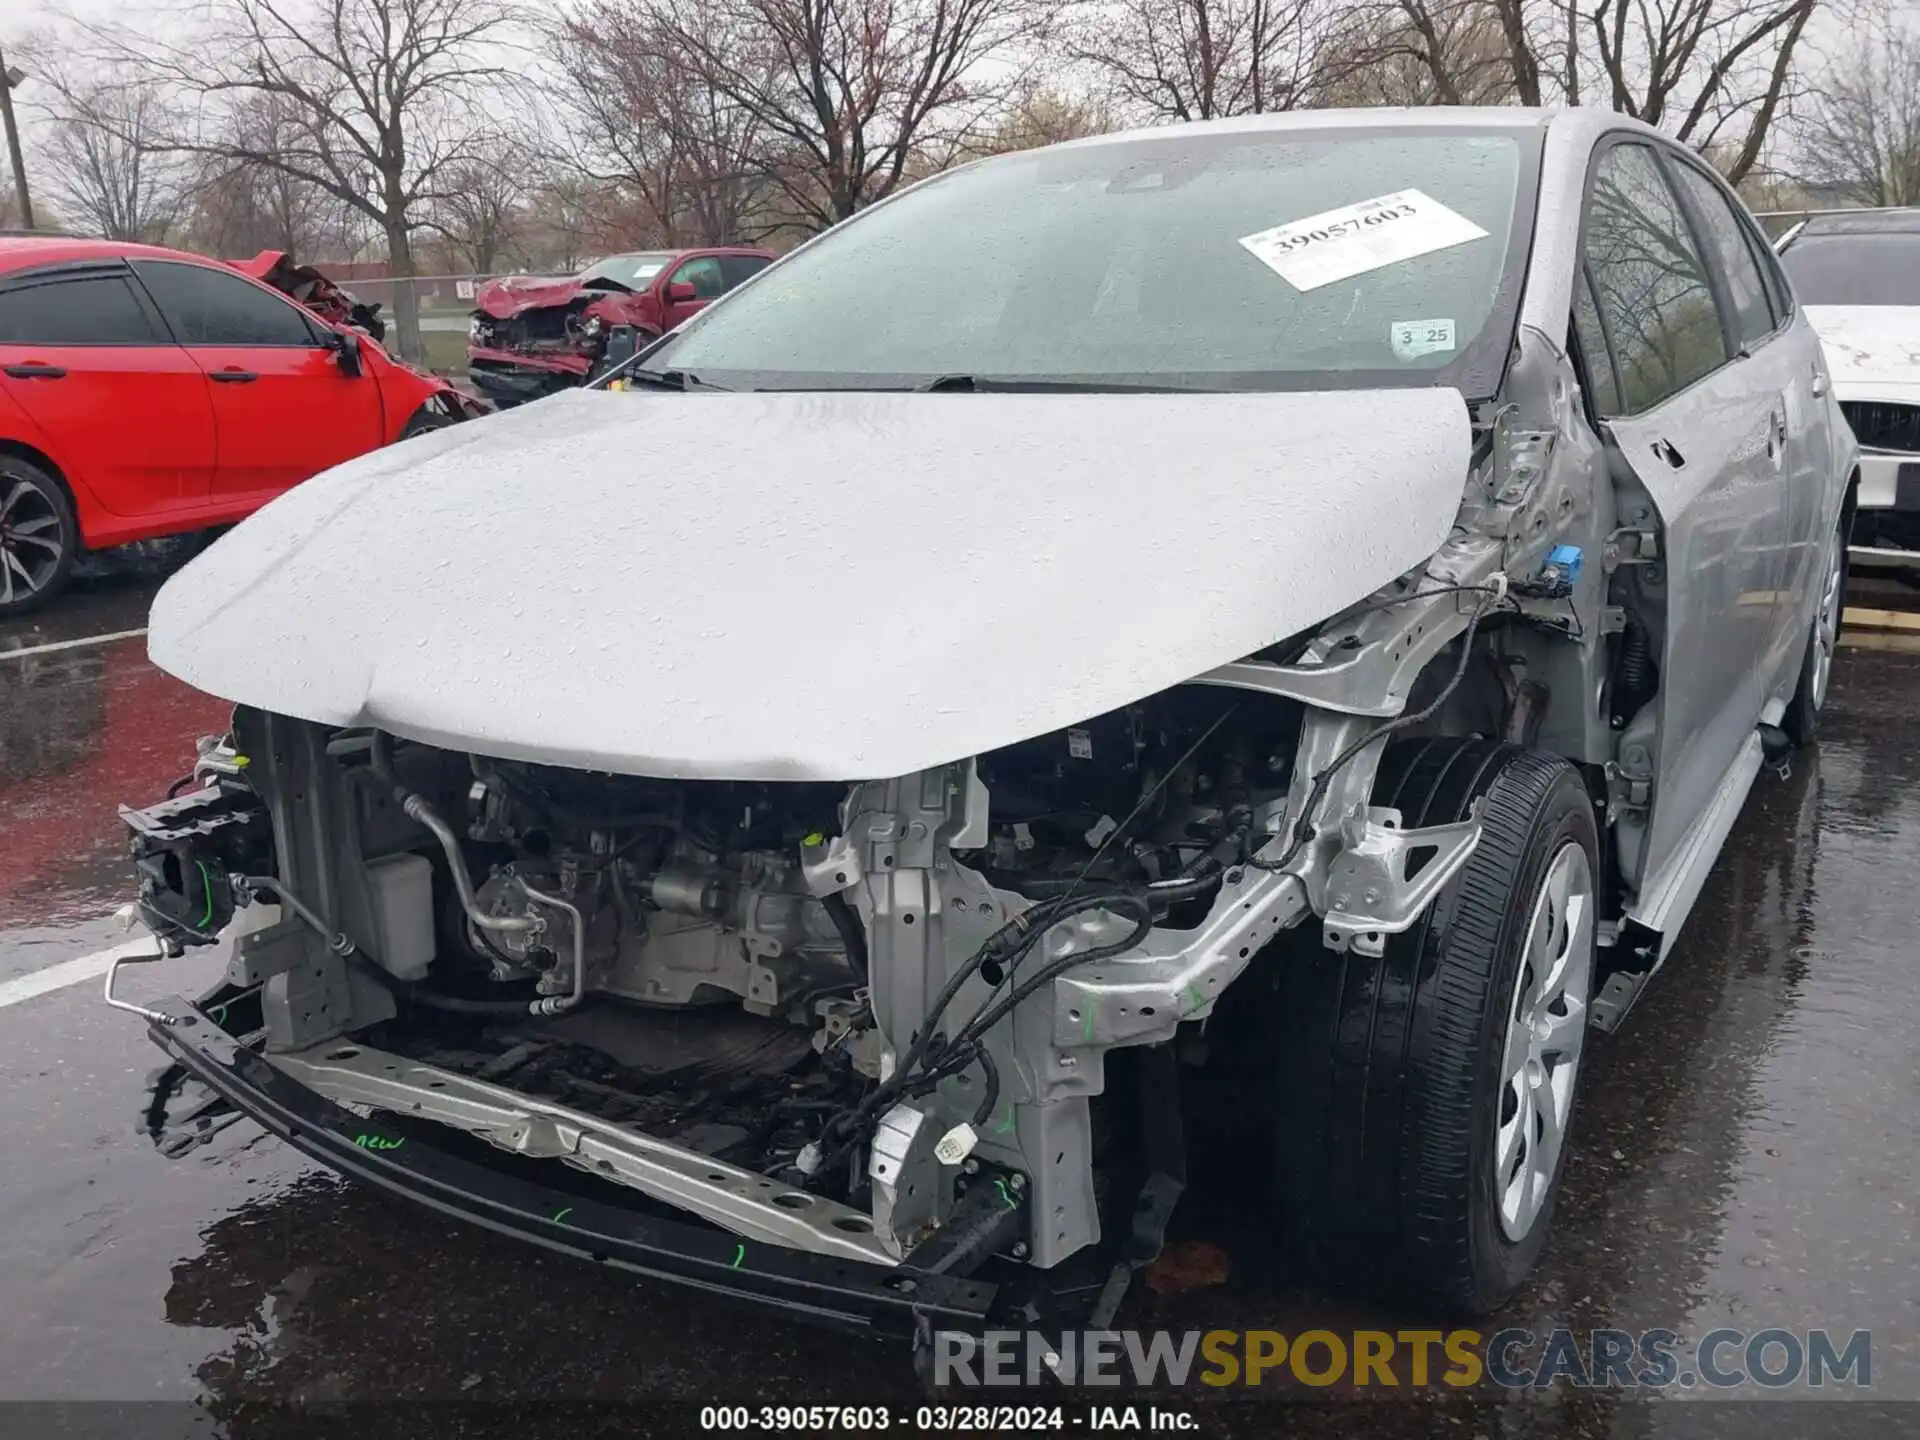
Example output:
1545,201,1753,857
671,257,727,300
1668,161,1774,351
718,255,772,290
134,261,321,347
0,274,161,345
1583,143,1729,414
1572,269,1624,419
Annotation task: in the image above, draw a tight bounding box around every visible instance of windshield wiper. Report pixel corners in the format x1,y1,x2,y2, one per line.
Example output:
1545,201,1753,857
614,368,727,392
914,374,1208,393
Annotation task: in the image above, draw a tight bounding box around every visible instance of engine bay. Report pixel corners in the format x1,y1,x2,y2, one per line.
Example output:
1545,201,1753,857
124,685,1307,1267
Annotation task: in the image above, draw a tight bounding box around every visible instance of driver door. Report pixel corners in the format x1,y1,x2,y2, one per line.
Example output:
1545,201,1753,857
661,256,727,330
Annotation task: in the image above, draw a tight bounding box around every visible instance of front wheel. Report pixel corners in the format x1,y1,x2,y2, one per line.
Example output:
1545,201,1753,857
1267,739,1600,1314
0,455,79,616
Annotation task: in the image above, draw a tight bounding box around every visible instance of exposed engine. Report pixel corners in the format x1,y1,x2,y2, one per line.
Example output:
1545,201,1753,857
449,765,858,1019
425,688,1286,1011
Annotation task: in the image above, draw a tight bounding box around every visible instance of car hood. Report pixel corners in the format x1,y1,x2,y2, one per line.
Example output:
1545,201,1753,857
473,275,606,318
148,388,1472,782
1804,306,1920,398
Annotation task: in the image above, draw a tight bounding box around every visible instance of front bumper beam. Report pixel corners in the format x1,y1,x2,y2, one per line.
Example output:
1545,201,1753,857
141,996,1000,1336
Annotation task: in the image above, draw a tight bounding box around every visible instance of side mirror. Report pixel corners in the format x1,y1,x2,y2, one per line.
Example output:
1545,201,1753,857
327,328,363,376
666,281,699,303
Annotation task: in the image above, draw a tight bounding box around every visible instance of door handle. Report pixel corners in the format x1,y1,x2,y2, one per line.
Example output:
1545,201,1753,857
1766,409,1786,466
1811,369,1828,397
1650,438,1686,469
3,363,66,379
210,370,258,383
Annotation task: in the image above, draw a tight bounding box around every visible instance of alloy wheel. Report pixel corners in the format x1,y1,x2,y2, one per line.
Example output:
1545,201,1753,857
0,473,66,606
1810,533,1845,712
1494,840,1594,1242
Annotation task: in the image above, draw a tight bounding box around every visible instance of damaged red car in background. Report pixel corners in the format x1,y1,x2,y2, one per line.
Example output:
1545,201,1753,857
467,247,775,407
229,250,390,345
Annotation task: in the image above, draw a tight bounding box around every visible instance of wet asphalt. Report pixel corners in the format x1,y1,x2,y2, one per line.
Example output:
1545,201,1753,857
0,570,1915,1437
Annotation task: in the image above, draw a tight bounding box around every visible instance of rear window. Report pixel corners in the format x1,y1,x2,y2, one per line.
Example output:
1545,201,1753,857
1780,229,1920,306
646,127,1540,395
0,274,160,345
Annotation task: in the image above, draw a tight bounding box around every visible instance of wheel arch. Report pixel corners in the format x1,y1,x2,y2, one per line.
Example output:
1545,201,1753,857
0,437,87,541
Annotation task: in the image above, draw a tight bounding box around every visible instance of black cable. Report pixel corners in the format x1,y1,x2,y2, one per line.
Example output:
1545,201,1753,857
1248,596,1494,876
969,1045,1000,1127
821,892,869,985
1334,582,1506,621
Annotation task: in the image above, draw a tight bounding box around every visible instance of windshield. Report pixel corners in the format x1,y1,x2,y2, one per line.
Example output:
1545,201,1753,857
641,127,1538,394
1780,229,1920,306
582,253,675,289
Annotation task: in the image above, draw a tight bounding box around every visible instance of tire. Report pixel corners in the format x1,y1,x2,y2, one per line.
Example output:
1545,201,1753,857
1781,516,1847,747
399,405,455,441
0,453,79,617
1267,738,1600,1314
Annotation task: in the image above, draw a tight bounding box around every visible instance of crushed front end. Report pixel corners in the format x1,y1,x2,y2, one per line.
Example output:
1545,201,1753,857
467,298,629,407
116,525,1543,1335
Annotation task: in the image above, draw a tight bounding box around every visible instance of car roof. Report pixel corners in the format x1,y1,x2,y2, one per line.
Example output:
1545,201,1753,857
1796,208,1920,237
0,234,240,273
1043,104,1655,154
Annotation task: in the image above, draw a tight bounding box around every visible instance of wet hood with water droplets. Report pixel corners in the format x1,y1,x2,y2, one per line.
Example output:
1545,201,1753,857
148,387,1471,781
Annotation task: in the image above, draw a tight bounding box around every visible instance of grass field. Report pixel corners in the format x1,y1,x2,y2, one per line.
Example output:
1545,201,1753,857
420,331,469,374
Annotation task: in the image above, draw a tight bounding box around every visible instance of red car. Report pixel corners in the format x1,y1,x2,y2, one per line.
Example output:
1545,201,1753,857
466,247,775,406
0,236,482,616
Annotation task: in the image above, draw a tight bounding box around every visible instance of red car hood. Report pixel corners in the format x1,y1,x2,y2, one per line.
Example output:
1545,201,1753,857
229,249,289,281
474,274,618,318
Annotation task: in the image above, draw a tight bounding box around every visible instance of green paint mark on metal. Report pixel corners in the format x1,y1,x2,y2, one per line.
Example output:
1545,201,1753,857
730,1242,746,1269
1185,981,1208,1013
994,1177,1017,1210
354,1133,405,1151
1079,1007,1096,1044
553,1207,572,1225
195,861,216,929
208,1002,229,1025
993,1103,1016,1135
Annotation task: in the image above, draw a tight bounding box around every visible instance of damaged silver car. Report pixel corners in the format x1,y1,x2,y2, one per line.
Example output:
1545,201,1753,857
115,108,1854,1344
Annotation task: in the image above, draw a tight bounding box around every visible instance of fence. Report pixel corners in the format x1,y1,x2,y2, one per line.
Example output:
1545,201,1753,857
327,273,505,371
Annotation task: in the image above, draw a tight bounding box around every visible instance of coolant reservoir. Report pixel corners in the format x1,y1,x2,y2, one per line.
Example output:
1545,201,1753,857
364,853,436,981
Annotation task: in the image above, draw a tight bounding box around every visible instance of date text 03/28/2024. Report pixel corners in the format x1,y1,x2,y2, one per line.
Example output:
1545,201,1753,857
698,1407,1190,1432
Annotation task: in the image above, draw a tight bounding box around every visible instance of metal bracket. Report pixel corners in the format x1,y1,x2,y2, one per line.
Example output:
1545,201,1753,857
1321,805,1483,957
1603,527,1661,570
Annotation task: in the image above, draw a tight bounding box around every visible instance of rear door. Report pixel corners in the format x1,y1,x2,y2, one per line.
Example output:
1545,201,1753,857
0,262,216,519
1576,139,1789,889
131,259,386,506
1662,153,1815,691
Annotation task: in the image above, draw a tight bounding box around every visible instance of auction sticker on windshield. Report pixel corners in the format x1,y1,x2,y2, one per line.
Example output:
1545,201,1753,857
1239,189,1489,291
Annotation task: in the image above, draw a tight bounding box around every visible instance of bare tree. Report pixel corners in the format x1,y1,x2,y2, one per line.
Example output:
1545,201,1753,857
181,94,363,258
648,0,1058,230
1790,0,1920,206
553,4,771,245
1070,0,1329,121
89,0,528,359
973,82,1114,153
1313,0,1813,183
1587,0,1815,181
1312,0,1525,106
423,139,530,270
19,58,189,242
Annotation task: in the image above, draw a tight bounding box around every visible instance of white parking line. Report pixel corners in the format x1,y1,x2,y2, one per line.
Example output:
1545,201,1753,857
0,627,149,662
0,939,159,1012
